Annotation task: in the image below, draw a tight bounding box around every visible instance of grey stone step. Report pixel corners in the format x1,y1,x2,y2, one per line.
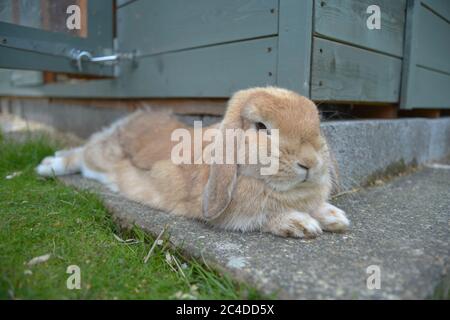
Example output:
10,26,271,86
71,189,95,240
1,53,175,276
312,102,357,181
60,165,450,299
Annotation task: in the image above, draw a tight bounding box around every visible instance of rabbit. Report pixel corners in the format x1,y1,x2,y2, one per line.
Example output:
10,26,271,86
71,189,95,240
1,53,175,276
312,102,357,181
36,87,349,238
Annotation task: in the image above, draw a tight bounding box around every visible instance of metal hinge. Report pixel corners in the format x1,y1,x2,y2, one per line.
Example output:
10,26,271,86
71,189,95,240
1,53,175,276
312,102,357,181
70,48,138,74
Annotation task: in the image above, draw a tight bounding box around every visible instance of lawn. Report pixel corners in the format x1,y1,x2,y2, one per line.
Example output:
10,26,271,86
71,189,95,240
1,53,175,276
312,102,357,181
0,132,260,299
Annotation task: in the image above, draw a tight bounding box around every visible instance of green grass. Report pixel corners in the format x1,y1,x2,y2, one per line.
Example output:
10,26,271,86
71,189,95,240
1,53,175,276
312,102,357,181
0,132,261,299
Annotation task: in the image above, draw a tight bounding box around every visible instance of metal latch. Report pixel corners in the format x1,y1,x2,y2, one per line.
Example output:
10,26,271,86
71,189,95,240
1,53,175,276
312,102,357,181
70,49,137,72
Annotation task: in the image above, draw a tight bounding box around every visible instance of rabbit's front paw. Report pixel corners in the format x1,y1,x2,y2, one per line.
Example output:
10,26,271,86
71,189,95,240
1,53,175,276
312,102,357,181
267,211,322,238
311,203,350,232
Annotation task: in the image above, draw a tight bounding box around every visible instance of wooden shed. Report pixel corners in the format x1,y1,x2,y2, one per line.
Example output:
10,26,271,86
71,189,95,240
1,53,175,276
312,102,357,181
0,0,449,117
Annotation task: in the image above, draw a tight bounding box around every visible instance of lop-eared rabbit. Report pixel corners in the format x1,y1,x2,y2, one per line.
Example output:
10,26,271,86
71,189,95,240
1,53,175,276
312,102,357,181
37,87,349,238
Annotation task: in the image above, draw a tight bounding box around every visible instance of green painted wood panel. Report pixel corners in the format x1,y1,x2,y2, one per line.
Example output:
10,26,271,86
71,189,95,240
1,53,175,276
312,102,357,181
416,2,450,73
410,67,450,107
277,0,313,97
311,37,402,102
112,37,277,97
117,0,278,56
314,0,406,57
422,0,450,20
0,37,277,98
400,0,450,109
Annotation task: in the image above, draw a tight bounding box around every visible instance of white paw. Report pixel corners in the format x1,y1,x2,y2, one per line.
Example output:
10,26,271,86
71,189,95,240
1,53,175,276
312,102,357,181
275,211,323,238
35,156,65,176
313,203,350,232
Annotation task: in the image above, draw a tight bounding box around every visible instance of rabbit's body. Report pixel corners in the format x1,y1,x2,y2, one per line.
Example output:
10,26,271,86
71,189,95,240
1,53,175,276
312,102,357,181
37,87,349,237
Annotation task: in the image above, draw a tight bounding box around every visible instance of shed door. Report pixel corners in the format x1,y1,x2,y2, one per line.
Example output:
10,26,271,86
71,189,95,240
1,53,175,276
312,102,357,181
0,0,114,77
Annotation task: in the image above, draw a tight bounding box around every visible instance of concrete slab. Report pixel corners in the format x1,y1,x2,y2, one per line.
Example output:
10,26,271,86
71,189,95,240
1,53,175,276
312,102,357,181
60,166,450,299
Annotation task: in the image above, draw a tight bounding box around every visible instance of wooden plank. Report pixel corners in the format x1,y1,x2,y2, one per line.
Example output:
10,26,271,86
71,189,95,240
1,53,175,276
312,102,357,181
118,37,277,97
117,0,278,55
406,66,450,108
314,0,406,57
277,0,313,96
422,0,450,21
416,3,450,73
311,37,402,102
0,37,277,98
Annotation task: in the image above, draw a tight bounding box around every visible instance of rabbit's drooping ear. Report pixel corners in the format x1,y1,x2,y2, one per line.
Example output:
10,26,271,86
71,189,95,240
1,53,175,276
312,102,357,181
202,161,237,220
202,89,259,219
202,91,249,220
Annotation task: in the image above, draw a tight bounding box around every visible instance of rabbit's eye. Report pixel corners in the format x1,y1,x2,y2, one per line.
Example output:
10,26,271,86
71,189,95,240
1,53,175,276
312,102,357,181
255,122,268,131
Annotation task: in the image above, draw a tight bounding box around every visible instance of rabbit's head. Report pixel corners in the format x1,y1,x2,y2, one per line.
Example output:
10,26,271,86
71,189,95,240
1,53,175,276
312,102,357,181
202,87,330,219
